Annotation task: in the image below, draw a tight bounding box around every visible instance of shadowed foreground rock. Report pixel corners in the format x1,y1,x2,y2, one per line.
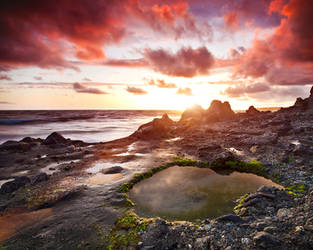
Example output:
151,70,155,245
131,114,175,139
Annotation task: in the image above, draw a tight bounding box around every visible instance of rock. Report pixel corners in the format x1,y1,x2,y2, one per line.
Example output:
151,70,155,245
277,208,290,219
215,214,244,223
293,144,313,156
246,106,261,116
43,132,68,145
32,173,49,184
20,137,42,145
304,217,313,231
253,232,281,249
211,150,238,166
257,186,278,193
206,100,235,122
179,104,205,123
0,141,32,151
277,124,292,136
194,236,210,250
132,114,174,139
250,145,258,153
102,166,123,174
0,176,30,194
294,97,307,109
264,226,278,234
241,238,251,245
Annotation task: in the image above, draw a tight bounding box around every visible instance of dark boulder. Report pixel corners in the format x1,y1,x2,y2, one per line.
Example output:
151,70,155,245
32,173,49,185
20,137,42,146
206,100,235,122
43,132,68,145
210,150,238,166
102,166,123,174
215,214,244,223
253,232,281,249
0,141,32,151
0,176,30,194
131,114,175,140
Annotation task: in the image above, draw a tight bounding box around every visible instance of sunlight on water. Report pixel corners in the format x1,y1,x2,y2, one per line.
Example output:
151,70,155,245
130,166,282,221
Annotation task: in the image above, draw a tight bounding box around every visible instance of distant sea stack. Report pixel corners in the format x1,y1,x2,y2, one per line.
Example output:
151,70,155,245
246,106,261,116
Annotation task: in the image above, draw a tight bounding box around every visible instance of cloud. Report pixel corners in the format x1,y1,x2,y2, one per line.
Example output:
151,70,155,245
222,0,283,30
0,0,126,71
144,46,215,77
221,82,309,103
0,74,12,81
17,81,128,89
224,11,239,31
127,0,212,42
73,82,108,94
148,79,177,88
0,0,214,72
102,58,148,67
222,83,271,98
234,0,313,86
126,86,148,95
176,87,193,96
0,101,14,105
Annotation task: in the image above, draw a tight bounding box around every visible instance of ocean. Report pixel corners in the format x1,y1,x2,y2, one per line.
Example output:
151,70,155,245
0,110,182,144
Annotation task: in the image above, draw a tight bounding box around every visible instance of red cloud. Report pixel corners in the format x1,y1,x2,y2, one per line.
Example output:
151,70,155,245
126,86,148,95
127,0,212,41
222,83,271,98
0,0,127,71
0,74,12,81
73,83,108,94
148,79,177,88
234,0,313,85
102,58,149,68
177,87,193,96
144,46,215,77
224,11,239,31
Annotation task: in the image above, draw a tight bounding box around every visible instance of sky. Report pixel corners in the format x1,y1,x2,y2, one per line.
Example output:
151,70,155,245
0,0,312,110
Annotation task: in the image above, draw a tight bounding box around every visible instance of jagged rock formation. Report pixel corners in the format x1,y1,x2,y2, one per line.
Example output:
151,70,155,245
281,86,313,114
132,114,175,139
43,132,68,145
246,105,261,116
179,104,204,123
205,100,235,122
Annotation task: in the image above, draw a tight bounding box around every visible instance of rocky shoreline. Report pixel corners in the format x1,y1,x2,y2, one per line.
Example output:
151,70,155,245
0,87,313,249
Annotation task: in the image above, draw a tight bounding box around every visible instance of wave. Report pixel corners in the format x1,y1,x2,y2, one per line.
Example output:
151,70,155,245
0,115,96,126
0,119,41,125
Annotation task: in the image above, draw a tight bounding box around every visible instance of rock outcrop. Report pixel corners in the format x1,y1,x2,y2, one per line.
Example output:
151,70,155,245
132,114,175,139
0,176,30,194
43,132,68,145
179,104,205,123
281,86,313,113
246,105,261,116
205,100,235,122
